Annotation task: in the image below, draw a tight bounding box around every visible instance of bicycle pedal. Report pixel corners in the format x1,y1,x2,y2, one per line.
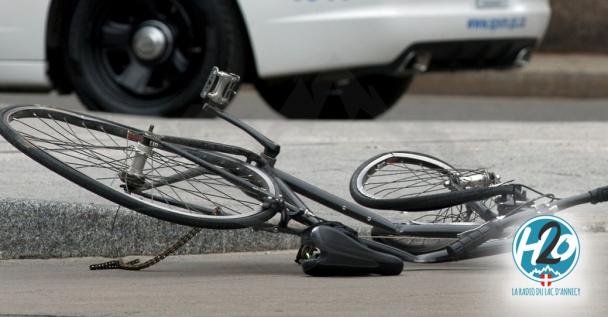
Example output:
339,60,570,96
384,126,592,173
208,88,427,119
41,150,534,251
201,66,240,106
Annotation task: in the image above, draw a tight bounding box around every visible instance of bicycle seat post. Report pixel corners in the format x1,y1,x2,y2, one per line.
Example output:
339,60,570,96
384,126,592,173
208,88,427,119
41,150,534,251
200,67,281,162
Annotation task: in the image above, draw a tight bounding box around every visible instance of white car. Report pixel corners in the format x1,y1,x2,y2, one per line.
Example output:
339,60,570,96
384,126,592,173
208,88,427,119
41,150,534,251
0,0,550,119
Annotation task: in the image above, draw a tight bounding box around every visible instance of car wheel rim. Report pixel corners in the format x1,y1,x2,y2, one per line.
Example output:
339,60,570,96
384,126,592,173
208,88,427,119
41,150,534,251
92,0,206,98
131,21,174,63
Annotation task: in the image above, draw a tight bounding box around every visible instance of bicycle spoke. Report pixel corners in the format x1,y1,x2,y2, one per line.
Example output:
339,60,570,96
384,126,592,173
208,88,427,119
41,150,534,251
7,108,272,219
359,154,494,224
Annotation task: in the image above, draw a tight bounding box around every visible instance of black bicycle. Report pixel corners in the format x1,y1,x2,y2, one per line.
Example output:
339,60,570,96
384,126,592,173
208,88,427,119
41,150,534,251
1,67,606,276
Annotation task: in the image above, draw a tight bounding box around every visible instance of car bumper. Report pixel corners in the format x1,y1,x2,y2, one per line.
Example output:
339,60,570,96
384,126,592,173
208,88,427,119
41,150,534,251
387,38,540,75
239,0,551,77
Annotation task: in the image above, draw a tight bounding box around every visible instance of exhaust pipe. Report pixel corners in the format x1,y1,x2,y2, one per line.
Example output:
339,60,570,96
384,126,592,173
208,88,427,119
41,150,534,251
396,51,432,75
514,47,533,67
411,51,432,72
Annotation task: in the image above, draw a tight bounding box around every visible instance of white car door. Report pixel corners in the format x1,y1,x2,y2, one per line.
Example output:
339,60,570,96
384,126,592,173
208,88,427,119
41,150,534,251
0,0,51,87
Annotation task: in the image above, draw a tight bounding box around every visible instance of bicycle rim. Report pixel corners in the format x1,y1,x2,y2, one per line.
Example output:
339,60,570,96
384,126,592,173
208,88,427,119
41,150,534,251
355,152,496,223
0,105,278,228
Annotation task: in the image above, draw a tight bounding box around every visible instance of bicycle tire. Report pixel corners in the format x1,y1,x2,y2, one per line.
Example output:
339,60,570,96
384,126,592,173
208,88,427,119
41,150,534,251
350,151,514,212
0,105,279,229
351,151,513,253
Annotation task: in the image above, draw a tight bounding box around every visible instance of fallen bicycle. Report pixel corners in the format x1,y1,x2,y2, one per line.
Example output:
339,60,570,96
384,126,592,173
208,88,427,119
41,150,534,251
0,68,605,276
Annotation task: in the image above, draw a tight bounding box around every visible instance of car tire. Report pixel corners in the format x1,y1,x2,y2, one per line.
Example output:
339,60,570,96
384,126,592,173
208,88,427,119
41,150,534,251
255,74,412,119
66,0,246,117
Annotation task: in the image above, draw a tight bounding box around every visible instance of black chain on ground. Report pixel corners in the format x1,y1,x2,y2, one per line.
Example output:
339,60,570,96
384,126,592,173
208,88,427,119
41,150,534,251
89,227,203,271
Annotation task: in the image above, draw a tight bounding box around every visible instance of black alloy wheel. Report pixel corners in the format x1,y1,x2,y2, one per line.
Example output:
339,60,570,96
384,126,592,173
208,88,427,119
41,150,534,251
67,0,246,116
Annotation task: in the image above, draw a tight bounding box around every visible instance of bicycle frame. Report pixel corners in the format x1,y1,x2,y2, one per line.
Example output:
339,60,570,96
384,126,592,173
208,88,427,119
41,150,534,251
146,101,608,263
130,67,608,264
157,130,486,238
164,103,496,230
3,83,605,270
159,127,607,263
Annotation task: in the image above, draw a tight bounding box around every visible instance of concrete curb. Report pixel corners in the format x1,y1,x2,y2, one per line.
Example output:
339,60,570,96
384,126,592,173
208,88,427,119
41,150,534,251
410,54,608,98
0,199,299,260
1,198,605,260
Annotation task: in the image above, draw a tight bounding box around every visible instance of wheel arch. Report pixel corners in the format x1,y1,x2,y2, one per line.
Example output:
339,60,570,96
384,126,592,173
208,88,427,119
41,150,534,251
46,0,78,94
231,0,258,82
45,0,258,95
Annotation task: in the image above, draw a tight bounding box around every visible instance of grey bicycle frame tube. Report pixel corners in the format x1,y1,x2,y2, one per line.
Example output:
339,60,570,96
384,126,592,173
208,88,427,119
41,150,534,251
273,176,321,227
357,192,594,263
268,167,501,236
271,168,400,233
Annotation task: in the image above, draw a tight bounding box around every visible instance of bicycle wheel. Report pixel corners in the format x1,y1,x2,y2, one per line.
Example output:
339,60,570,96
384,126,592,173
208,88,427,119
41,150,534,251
0,105,278,229
351,151,501,253
351,151,501,219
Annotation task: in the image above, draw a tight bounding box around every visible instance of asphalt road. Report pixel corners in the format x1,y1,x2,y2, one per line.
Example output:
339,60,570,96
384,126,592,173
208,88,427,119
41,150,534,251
2,87,608,121
1,233,607,317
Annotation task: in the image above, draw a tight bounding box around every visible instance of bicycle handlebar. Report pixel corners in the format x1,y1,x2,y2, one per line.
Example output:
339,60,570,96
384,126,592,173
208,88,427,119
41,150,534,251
200,67,281,160
589,185,608,204
545,185,608,212
203,103,281,159
444,185,608,259
446,221,502,257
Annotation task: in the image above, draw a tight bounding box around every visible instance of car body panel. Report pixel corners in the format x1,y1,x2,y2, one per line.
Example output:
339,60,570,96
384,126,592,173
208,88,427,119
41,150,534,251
237,0,551,77
0,0,50,88
0,0,49,60
0,0,550,87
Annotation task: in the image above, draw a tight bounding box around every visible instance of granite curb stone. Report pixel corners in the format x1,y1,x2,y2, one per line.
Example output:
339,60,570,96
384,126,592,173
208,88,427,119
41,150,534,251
0,199,299,260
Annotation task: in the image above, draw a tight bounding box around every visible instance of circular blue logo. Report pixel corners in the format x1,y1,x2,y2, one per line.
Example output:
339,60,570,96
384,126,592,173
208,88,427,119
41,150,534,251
512,215,580,285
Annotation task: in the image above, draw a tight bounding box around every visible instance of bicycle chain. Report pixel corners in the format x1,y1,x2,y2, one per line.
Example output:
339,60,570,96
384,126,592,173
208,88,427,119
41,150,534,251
90,227,203,271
